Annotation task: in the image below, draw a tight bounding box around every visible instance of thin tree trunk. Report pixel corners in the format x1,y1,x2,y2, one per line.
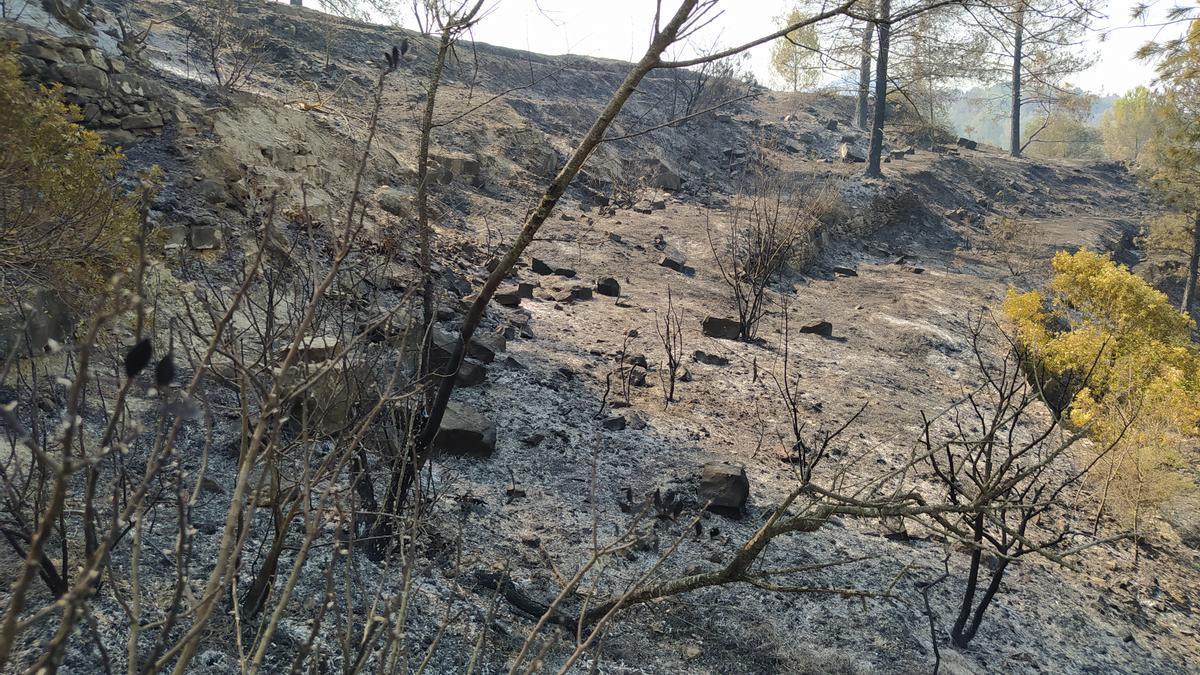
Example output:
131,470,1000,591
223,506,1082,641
417,32,453,382
856,0,875,129
854,0,873,128
1009,2,1025,157
865,0,890,178
413,0,703,461
1182,212,1200,315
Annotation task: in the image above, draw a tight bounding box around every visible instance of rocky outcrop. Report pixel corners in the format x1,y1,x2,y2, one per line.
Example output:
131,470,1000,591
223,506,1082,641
3,23,166,144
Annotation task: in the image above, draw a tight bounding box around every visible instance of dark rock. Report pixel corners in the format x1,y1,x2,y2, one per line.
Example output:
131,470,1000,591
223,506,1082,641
693,350,730,366
494,285,523,306
433,402,496,457
658,249,687,272
701,317,741,340
468,332,505,363
825,119,839,131
554,266,577,278
189,225,221,250
601,416,627,431
455,359,487,387
624,354,649,369
832,265,858,277
596,277,621,297
530,258,554,275
121,112,163,130
699,462,750,516
956,137,978,151
56,63,108,91
798,320,833,337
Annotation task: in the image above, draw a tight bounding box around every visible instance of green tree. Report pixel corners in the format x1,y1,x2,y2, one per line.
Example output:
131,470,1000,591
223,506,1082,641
1021,88,1102,159
1144,21,1200,313
770,7,821,92
1004,250,1194,533
1099,86,1158,162
0,46,139,304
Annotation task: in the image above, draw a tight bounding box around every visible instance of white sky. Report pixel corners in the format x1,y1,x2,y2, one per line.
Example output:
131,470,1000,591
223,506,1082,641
313,0,1193,95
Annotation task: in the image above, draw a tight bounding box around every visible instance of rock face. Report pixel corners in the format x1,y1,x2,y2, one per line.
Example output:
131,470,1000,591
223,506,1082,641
434,402,496,457
701,317,742,340
699,462,750,516
4,25,164,140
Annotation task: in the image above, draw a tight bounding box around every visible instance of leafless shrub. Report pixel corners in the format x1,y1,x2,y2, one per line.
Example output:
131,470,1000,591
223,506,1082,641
654,287,684,406
183,0,269,91
709,171,824,340
920,314,1131,648
665,48,758,120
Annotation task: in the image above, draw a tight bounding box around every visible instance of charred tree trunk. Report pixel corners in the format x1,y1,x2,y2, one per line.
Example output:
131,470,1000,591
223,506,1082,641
1008,2,1026,157
1183,212,1200,316
865,0,890,178
855,0,875,130
416,32,454,385
411,1,705,481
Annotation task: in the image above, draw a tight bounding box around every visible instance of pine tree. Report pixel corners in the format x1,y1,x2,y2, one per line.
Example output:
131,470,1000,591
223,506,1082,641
770,8,821,92
1146,21,1200,314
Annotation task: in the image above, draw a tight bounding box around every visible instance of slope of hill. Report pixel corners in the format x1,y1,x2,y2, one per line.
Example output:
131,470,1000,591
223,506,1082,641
0,2,1196,673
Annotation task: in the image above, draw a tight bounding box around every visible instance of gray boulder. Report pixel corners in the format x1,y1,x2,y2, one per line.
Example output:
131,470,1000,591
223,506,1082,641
434,402,496,457
701,317,741,340
699,462,750,516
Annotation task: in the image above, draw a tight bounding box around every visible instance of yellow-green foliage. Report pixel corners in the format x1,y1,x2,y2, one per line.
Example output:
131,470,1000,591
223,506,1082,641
0,44,139,303
1099,86,1158,163
1004,250,1194,523
1143,212,1195,255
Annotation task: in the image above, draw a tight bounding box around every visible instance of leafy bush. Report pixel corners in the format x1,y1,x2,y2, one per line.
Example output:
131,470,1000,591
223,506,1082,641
1004,250,1194,526
0,45,140,304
